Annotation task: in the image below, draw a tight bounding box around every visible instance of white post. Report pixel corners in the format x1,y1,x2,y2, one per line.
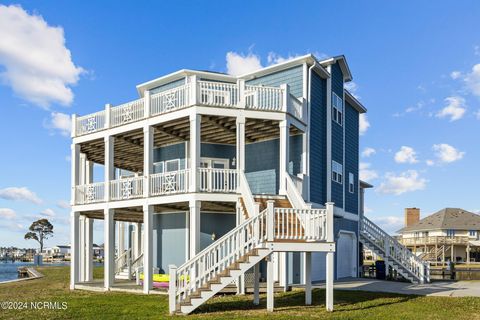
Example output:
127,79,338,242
326,67,332,202
143,204,153,293
326,202,334,311
71,114,77,138
189,75,198,105
301,131,309,200
279,119,289,195
135,223,142,259
86,160,94,184
104,208,115,290
70,211,80,290
305,252,312,305
70,144,80,206
189,200,201,257
189,114,201,192
79,215,85,282
104,136,114,201
281,83,289,113
144,90,151,118
267,200,275,241
144,125,153,197
118,222,125,257
85,217,94,282
267,254,274,312
105,103,112,129
253,263,260,305
385,240,390,279
168,265,177,314
237,79,246,108
236,116,246,173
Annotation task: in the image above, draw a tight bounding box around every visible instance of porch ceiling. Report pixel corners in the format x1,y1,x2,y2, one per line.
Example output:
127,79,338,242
79,116,301,172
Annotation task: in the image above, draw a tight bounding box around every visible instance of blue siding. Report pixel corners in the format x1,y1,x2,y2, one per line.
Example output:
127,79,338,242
200,213,236,250
150,78,185,94
331,62,344,208
345,102,359,214
246,65,304,98
309,72,327,205
154,212,187,273
201,143,236,169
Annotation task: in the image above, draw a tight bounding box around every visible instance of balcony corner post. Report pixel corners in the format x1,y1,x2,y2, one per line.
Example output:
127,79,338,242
144,90,151,118
189,75,198,106
105,104,112,129
143,125,153,198
71,114,77,138
237,79,246,108
280,83,289,112
325,202,334,242
267,200,275,241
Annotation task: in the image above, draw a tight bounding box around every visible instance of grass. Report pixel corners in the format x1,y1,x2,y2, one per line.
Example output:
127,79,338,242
0,266,480,320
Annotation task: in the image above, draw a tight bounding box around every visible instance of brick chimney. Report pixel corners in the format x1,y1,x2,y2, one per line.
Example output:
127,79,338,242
404,208,420,227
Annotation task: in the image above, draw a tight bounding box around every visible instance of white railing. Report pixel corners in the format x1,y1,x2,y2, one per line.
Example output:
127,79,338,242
238,171,257,218
110,98,144,127
150,170,189,195
74,182,105,204
245,85,284,111
198,168,238,193
110,176,144,201
361,216,430,283
198,81,238,107
76,110,106,135
115,248,132,274
288,94,304,120
274,208,328,241
285,174,308,209
151,84,191,115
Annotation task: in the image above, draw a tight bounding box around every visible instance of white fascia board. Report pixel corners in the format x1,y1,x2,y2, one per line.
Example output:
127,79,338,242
136,69,236,97
319,55,353,82
345,91,367,114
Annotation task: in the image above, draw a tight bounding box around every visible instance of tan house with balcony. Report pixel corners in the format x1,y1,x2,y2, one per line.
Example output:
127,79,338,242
397,208,480,264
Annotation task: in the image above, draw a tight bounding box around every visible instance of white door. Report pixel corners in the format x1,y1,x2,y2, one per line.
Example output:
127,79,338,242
311,252,326,281
200,158,229,191
336,232,356,279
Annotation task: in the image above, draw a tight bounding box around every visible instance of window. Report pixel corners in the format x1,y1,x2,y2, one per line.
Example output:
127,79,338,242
447,229,455,237
332,92,343,126
165,159,180,172
332,161,343,184
348,172,354,193
469,230,477,237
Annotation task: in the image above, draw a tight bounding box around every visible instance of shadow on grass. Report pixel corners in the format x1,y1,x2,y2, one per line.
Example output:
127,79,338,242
194,288,419,314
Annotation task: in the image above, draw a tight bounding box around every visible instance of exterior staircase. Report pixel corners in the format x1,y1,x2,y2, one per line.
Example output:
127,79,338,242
115,249,143,280
360,216,430,284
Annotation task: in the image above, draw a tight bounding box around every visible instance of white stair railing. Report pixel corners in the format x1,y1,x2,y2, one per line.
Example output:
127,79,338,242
115,248,132,274
360,216,430,283
238,171,257,218
285,174,309,209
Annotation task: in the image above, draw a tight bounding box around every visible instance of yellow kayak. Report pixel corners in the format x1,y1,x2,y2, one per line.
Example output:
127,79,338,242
139,273,189,282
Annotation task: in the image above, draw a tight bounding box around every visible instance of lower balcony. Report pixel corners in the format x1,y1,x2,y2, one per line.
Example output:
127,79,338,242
73,168,239,205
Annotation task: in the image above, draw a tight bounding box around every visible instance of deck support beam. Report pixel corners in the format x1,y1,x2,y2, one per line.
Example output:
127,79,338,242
143,204,153,293
189,200,201,258
104,208,115,290
85,217,94,282
267,253,274,312
305,252,312,305
253,263,260,305
70,211,80,290
189,114,201,192
279,119,290,195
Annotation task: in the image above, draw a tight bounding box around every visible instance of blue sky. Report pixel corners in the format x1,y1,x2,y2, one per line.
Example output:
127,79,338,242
0,1,479,248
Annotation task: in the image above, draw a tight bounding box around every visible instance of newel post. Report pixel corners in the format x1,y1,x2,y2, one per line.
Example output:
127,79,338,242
280,83,289,112
168,265,177,314
144,90,151,118
237,79,246,108
267,200,275,241
325,202,334,242
189,75,198,105
105,103,112,129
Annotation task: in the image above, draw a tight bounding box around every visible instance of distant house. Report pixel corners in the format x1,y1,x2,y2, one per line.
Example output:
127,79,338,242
397,208,480,263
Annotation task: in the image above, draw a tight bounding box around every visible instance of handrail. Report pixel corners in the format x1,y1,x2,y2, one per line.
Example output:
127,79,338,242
115,248,132,273
198,168,238,193
361,216,430,283
238,171,256,218
285,174,308,209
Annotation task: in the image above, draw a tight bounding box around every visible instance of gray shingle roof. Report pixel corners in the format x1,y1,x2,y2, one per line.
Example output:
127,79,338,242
397,208,480,233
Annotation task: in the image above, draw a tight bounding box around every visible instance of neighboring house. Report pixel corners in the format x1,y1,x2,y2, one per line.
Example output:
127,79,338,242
397,208,480,264
69,53,423,314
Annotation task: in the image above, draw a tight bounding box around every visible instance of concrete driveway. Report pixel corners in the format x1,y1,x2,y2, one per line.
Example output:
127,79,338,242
312,278,480,297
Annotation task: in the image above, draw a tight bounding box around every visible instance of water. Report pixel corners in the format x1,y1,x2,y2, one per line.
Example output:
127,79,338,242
0,261,70,283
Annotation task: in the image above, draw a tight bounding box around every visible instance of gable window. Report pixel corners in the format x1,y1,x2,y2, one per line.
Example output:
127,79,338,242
332,161,343,184
348,172,354,193
469,230,477,237
447,229,455,237
332,92,343,126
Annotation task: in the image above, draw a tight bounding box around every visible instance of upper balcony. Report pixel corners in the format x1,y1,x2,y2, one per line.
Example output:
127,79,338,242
73,77,306,138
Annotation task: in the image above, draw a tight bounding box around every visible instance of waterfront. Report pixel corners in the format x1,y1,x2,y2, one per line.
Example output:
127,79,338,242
0,261,69,283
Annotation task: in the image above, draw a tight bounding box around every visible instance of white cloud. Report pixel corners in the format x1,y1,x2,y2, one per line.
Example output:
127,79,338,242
344,81,360,99
0,4,83,107
0,187,42,204
40,208,55,217
56,200,70,209
475,45,480,56
394,146,418,164
450,71,462,80
266,52,300,65
0,208,16,219
436,96,466,121
226,51,262,76
44,112,71,136
361,147,376,158
359,162,379,182
377,170,426,195
359,114,370,135
464,64,480,97
432,143,465,164
475,109,480,120
426,159,435,166
371,216,404,234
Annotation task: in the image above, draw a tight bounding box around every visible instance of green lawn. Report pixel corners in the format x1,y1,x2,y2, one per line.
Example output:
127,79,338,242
0,266,479,320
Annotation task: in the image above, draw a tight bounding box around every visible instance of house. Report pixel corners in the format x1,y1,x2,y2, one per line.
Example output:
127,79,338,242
397,208,480,264
69,53,427,314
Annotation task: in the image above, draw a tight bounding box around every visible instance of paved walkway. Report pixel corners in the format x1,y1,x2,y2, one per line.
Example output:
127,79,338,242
312,278,480,297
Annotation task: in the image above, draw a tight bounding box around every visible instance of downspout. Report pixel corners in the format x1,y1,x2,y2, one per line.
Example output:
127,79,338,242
306,61,317,202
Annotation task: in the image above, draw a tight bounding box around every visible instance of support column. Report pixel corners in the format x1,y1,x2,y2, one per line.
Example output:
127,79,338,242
104,136,115,202
236,116,246,172
267,254,274,312
143,204,153,293
189,114,201,192
70,211,80,290
253,263,260,305
70,144,80,206
326,66,332,202
326,202,334,311
134,223,142,259
305,252,312,305
189,200,201,257
79,215,85,282
278,252,288,291
144,125,153,197
85,217,94,282
118,222,125,256
104,208,115,290
279,120,290,195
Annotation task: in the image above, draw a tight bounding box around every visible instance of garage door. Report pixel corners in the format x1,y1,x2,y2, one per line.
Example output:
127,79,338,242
337,232,356,279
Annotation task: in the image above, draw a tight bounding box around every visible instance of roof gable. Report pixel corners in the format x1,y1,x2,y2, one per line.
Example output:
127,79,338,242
397,208,480,233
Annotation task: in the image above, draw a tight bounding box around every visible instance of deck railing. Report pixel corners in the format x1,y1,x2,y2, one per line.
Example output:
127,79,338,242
150,170,190,195
110,176,144,201
198,168,238,193
73,78,305,137
399,236,471,246
74,182,105,204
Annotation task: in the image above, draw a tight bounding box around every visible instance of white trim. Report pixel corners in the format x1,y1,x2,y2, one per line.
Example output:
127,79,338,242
326,66,332,202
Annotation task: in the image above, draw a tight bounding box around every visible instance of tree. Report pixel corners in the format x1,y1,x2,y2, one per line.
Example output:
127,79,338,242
24,219,54,253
